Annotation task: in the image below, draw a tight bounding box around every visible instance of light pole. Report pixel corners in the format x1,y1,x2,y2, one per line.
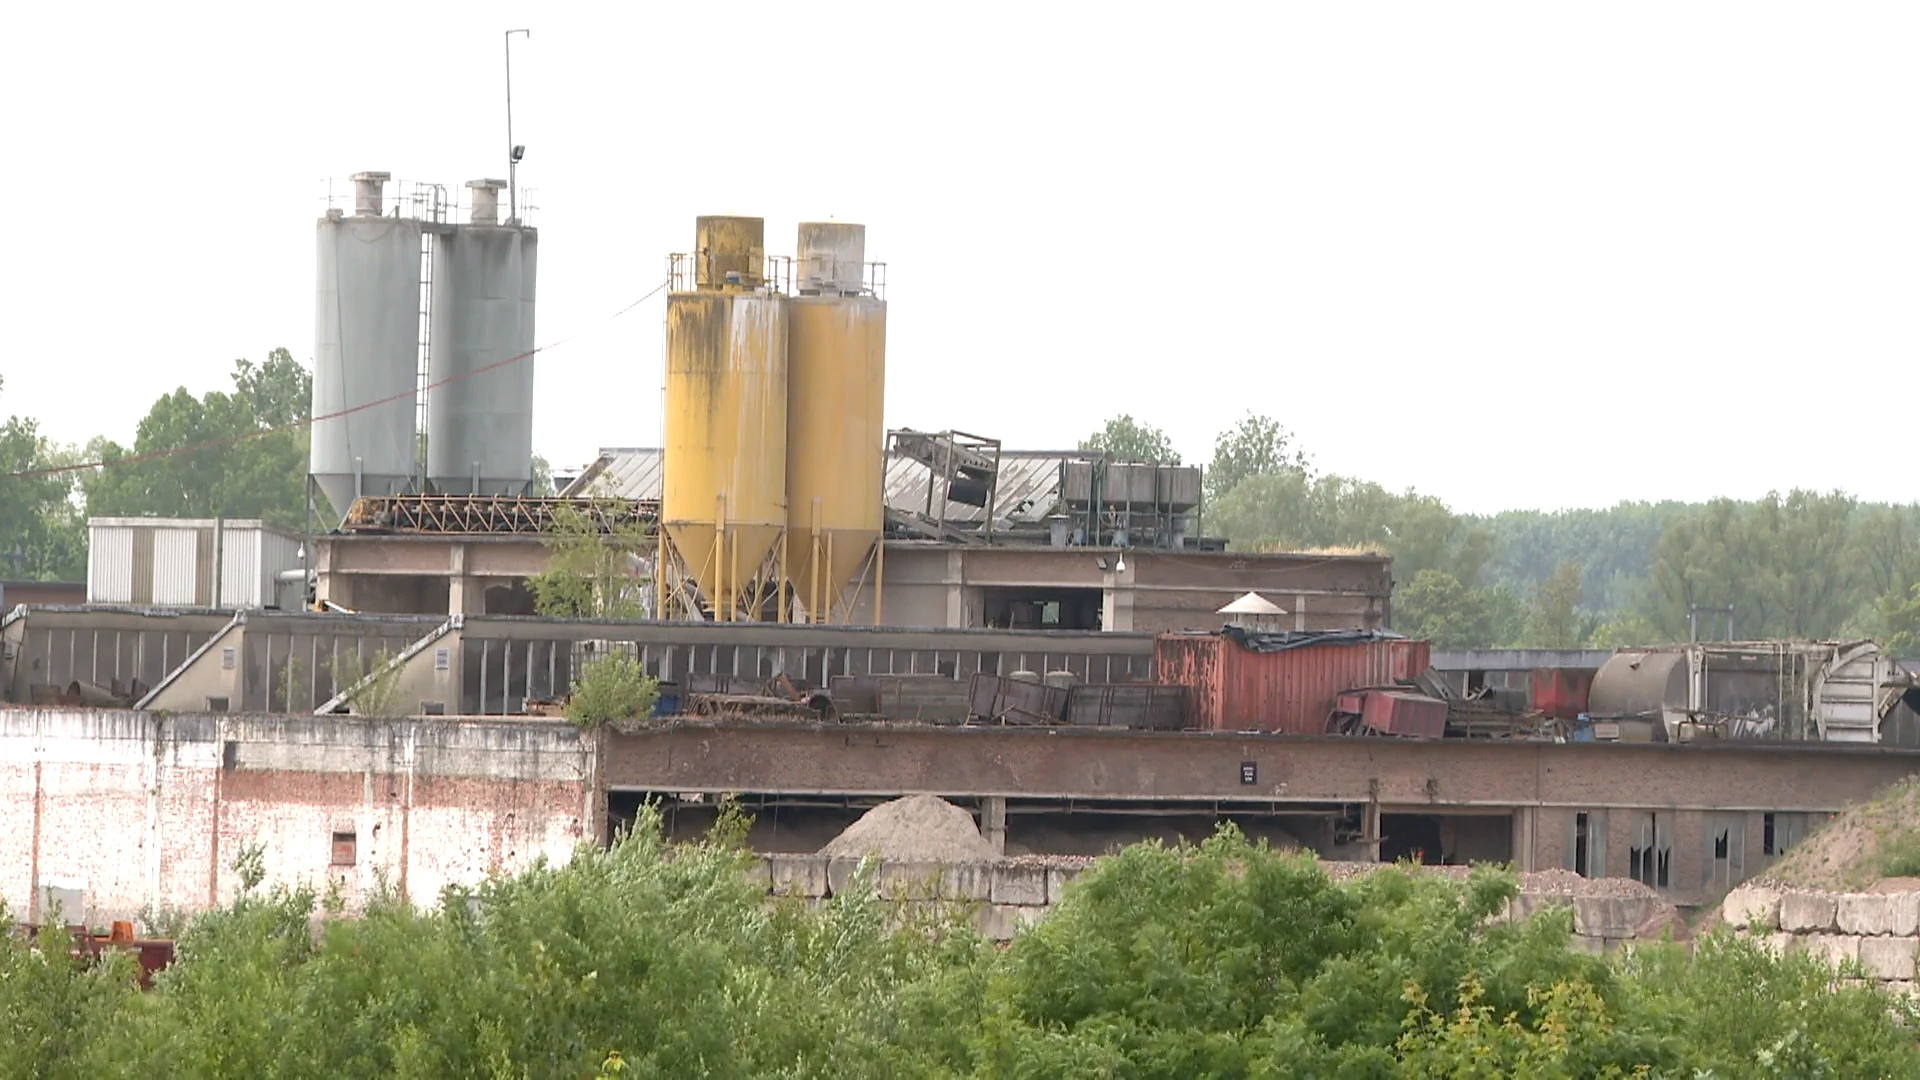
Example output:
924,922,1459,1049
505,28,531,224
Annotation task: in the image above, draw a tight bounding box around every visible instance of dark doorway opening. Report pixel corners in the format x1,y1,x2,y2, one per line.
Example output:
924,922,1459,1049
981,587,1102,630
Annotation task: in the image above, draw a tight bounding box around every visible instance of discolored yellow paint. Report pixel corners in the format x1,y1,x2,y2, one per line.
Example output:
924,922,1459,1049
662,280,788,617
785,294,886,621
693,216,765,290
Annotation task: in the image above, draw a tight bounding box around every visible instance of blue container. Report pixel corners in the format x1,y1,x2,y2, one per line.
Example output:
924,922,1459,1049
653,684,681,718
1570,712,1595,743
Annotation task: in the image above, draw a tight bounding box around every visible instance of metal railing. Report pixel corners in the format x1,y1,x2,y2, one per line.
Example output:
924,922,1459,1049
315,178,536,226
666,253,887,299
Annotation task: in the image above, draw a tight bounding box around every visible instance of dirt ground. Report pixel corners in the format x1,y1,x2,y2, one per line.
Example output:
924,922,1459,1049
1755,777,1920,892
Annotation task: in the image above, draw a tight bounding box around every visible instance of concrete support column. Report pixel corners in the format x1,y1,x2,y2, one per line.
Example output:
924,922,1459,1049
448,544,476,614
980,795,1007,855
943,550,965,628
315,539,353,611
1101,564,1136,632
1511,807,1537,871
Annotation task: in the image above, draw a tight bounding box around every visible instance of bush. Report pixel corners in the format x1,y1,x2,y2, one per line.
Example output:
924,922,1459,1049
564,652,659,727
4,820,1916,1077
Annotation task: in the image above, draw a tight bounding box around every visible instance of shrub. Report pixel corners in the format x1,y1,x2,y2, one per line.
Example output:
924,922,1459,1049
564,652,659,727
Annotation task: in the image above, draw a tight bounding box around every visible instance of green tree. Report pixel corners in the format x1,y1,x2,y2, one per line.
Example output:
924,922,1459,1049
82,350,312,528
0,377,87,581
1205,412,1308,503
1878,583,1920,655
1079,414,1180,463
530,454,557,497
528,496,654,619
1640,491,1860,641
1395,568,1500,648
1522,561,1591,648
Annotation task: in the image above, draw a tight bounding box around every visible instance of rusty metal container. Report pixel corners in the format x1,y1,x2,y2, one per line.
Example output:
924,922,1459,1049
1356,689,1447,738
1529,667,1596,720
1155,631,1431,734
968,672,1070,724
1065,683,1189,730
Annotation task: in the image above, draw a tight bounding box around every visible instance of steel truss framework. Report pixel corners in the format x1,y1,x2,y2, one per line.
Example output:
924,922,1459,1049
343,495,659,535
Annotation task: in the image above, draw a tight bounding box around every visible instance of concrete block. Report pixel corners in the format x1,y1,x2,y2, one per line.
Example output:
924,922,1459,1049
1566,933,1606,954
975,903,1038,941
1837,894,1904,937
743,858,772,893
1722,884,1782,931
1780,892,1839,934
825,857,870,897
1860,937,1918,981
877,861,945,900
1841,893,1920,936
1045,866,1084,904
1572,896,1657,939
990,865,1048,907
768,855,829,899
941,862,994,902
1802,933,1862,969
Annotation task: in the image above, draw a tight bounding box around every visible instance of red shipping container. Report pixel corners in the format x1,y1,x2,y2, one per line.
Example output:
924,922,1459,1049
1155,632,1432,734
1529,668,1595,720
1358,689,1448,738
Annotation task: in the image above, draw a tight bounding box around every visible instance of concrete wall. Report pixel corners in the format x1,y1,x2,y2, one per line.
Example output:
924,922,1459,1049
0,708,593,926
316,535,549,616
844,545,1393,632
754,853,1672,948
2,607,232,704
611,722,1920,908
1724,884,1920,993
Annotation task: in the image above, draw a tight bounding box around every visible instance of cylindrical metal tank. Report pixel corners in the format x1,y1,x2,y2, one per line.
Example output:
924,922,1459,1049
427,180,538,495
310,171,423,519
1588,650,1689,720
663,217,787,618
785,222,885,622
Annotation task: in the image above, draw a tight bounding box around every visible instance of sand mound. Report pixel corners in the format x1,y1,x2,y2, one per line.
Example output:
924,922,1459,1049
819,795,997,863
1756,777,1920,892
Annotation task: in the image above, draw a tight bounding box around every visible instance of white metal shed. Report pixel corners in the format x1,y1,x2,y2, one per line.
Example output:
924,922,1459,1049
87,518,304,609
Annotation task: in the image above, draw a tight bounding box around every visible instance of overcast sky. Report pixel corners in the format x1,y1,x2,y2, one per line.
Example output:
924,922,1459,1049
5,3,1915,514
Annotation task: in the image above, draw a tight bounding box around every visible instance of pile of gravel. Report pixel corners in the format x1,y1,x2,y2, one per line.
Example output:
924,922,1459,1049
818,795,998,863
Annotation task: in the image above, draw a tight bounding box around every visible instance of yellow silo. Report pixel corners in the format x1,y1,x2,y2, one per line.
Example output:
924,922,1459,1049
785,222,886,623
662,216,789,620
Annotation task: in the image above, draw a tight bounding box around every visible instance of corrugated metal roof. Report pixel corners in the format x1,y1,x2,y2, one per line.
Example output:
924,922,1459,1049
562,447,1073,525
561,447,665,500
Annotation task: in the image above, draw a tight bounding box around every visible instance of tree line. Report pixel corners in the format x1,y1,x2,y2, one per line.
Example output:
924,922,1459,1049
3,811,1913,1077
1,351,552,585
8,368,1915,654
1083,414,1920,651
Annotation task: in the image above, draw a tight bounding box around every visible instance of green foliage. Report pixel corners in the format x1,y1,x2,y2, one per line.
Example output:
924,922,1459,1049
564,652,660,728
1205,412,1308,503
1641,491,1862,642
1396,569,1503,649
1524,561,1593,648
0,376,87,581
1877,582,1920,655
82,350,314,529
529,497,653,619
530,453,557,497
1874,829,1920,879
326,647,404,717
1080,414,1181,463
1,822,1916,1077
